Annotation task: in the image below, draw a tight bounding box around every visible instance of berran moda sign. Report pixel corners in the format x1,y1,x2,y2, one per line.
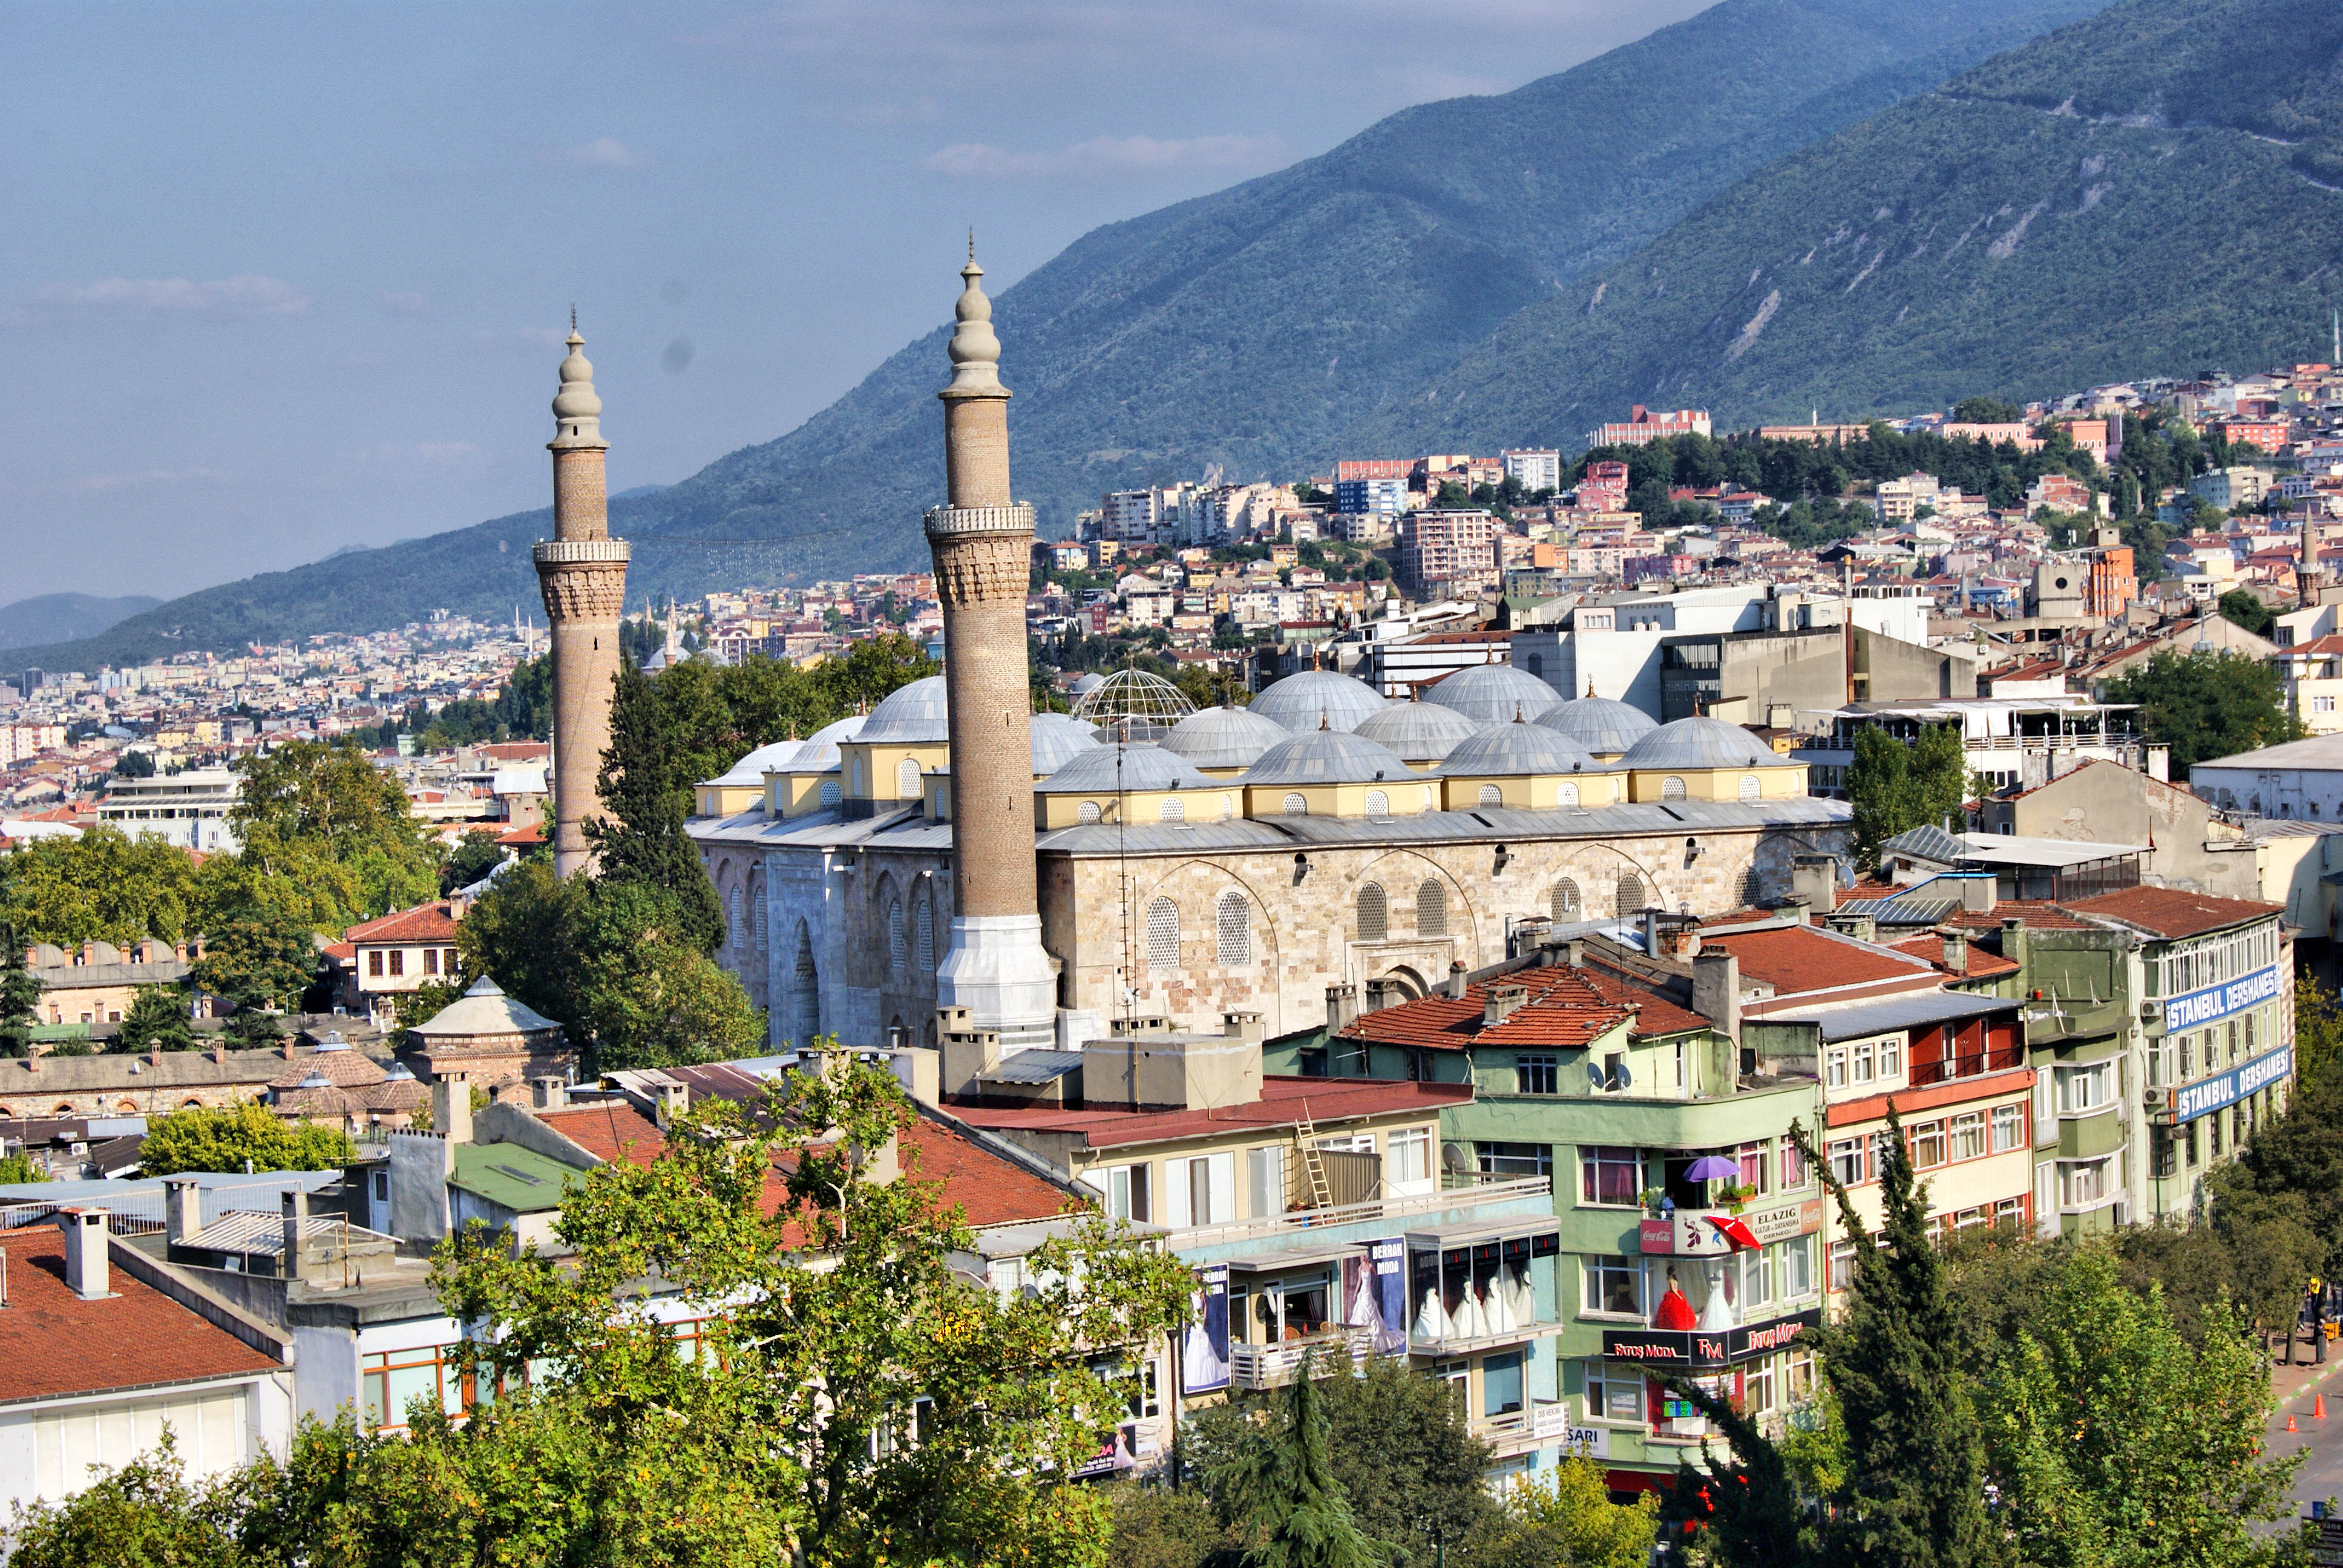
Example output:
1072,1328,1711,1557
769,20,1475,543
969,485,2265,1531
1601,1308,1821,1368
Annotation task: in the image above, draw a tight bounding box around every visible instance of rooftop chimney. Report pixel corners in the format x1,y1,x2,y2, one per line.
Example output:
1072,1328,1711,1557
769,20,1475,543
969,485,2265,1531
1691,951,1742,1048
1483,984,1529,1028
530,1076,568,1111
431,1074,473,1145
1446,961,1467,1001
1565,939,1585,969
1792,855,1839,915
1942,929,1970,975
2001,916,2029,973
1325,983,1360,1033
163,1177,201,1246
60,1208,110,1299
281,1188,309,1279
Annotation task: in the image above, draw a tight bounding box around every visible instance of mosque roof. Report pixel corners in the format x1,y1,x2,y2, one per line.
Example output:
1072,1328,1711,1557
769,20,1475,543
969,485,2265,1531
1039,743,1216,794
1619,715,1801,770
1029,711,1103,775
1537,696,1662,756
407,976,562,1039
1421,664,1565,725
1248,669,1388,733
1353,699,1482,763
857,676,951,744
1440,720,1604,777
705,740,805,788
1161,704,1292,770
1239,728,1415,787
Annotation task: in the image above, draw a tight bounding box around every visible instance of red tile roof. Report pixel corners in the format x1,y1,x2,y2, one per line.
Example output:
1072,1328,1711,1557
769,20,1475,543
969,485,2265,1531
1578,962,1717,1037
497,822,547,846
1335,967,1635,1052
1886,933,2022,981
344,900,460,946
1699,924,1938,996
0,1221,281,1405
900,1117,1081,1227
538,1101,667,1169
949,1075,1469,1150
2061,886,2283,939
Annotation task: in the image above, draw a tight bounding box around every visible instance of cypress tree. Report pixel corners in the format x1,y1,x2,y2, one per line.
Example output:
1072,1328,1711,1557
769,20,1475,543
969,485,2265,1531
1207,1354,1381,1568
0,930,42,1055
585,662,723,954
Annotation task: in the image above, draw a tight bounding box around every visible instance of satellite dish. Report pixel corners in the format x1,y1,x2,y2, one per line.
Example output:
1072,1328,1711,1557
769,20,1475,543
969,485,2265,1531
1441,1142,1475,1176
1611,1061,1634,1092
1587,1062,1608,1092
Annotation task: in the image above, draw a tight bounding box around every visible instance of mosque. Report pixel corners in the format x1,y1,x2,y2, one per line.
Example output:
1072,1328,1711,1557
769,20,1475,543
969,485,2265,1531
685,257,1853,1076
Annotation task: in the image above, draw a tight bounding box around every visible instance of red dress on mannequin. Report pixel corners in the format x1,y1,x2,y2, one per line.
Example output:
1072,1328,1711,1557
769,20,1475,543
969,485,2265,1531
1654,1282,1697,1330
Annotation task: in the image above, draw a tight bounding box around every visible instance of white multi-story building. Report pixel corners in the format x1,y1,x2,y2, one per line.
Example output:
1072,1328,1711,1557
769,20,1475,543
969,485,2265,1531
94,769,241,852
1500,449,1561,493
1101,490,1161,544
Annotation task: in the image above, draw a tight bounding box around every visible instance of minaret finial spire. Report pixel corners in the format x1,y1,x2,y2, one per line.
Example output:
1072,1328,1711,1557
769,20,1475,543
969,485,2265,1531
943,243,1004,394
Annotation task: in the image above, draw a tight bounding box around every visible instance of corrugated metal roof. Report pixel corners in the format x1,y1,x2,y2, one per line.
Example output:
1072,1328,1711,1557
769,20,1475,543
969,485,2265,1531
1769,990,2019,1042
1835,897,1963,926
1879,823,1970,864
975,1050,1085,1085
449,1142,578,1212
183,1210,393,1257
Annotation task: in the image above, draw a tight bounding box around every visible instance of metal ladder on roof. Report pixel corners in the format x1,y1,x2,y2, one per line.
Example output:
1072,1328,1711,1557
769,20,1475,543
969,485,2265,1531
1294,1103,1334,1210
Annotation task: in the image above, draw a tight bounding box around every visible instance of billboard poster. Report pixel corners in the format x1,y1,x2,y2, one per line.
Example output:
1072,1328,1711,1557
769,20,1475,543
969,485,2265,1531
1182,1264,1231,1394
1342,1239,1408,1356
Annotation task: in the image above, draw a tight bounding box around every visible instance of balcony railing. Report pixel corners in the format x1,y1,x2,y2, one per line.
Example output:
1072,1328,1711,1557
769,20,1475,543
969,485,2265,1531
1473,1400,1575,1454
1229,1327,1372,1390
1165,1175,1551,1250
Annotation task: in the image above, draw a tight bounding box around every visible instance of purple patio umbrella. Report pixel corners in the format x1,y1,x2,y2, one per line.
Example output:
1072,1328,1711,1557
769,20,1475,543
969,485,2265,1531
1683,1155,1741,1183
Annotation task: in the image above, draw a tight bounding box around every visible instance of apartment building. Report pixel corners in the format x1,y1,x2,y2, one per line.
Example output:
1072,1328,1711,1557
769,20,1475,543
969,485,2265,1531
1501,450,1562,494
1396,511,1502,596
1585,407,1711,449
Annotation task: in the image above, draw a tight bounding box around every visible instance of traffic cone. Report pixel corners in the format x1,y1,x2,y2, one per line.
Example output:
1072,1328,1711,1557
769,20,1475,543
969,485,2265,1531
2319,1393,2328,1420
2289,1413,2301,1432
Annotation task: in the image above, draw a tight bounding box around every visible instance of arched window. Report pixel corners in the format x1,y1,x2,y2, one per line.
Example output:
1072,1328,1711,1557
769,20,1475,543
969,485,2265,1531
1146,898,1180,970
1738,867,1765,908
1283,792,1308,815
1160,797,1186,823
1216,890,1252,965
1661,776,1687,800
819,777,841,807
790,923,820,1047
1552,879,1581,920
1222,794,1235,820
1739,774,1761,802
1417,879,1447,938
1078,800,1101,823
1524,653,1544,676
897,758,922,799
1477,784,1502,806
750,874,767,951
888,899,906,972
1556,780,1580,807
728,883,744,949
181,1098,204,1109
1358,882,1388,942
1615,870,1648,918
1365,789,1389,817
915,898,935,970
53,1103,76,1116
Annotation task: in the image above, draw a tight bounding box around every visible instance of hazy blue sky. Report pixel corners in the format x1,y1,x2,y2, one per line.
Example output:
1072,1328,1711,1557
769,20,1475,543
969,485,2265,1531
0,1,1706,603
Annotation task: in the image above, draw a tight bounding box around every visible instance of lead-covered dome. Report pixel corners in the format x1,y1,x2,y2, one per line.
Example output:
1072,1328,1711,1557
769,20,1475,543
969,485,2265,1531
857,676,951,744
704,739,805,788
1354,699,1482,764
1030,711,1102,775
1162,704,1290,770
1040,742,1214,794
1423,664,1565,725
1240,728,1414,787
1441,721,1602,777
1250,669,1389,733
1619,715,1796,770
1537,696,1660,757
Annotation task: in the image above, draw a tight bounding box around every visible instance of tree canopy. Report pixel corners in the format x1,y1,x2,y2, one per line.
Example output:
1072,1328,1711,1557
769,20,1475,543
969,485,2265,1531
139,1102,355,1177
2100,648,2300,781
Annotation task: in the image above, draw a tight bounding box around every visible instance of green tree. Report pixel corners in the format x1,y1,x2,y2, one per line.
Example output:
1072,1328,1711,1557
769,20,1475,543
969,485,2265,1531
115,982,197,1053
0,929,41,1055
140,1102,355,1175
230,739,441,927
1107,1482,1228,1568
2219,588,2276,638
1953,396,2024,423
1846,725,1910,873
0,825,209,946
2102,648,2301,781
433,1059,1194,1567
1976,1246,2302,1568
585,663,724,955
2294,973,2343,1087
5,1439,240,1568
192,903,320,1014
439,830,506,897
1469,1457,1657,1568
112,748,157,779
1907,721,1968,834
0,1151,47,1184
1198,1354,1381,1568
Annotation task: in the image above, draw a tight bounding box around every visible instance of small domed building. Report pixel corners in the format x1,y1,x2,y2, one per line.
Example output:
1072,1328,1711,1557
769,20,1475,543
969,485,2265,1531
1438,720,1620,811
404,977,574,1097
1247,668,1389,734
1161,703,1291,777
1536,694,1660,760
1617,716,1807,803
1354,697,1482,768
1421,664,1565,727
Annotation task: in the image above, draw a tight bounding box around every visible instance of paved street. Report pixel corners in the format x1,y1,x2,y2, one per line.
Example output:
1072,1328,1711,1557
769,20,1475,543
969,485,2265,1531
2264,1339,2343,1527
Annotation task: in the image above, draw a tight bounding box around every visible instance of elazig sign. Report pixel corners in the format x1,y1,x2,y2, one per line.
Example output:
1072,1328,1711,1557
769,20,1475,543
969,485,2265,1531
2162,964,2282,1034
1601,1308,1820,1368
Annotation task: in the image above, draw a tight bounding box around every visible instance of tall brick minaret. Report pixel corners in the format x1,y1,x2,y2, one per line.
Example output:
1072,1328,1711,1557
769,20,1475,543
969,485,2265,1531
533,320,630,879
927,246,1056,1053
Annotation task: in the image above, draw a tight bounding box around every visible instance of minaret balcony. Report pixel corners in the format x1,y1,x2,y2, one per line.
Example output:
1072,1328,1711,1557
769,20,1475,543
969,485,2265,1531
532,538,632,566
923,503,1034,541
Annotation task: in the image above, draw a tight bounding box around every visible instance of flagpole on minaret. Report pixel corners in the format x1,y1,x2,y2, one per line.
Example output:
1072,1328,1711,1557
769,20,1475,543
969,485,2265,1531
533,317,631,878
925,241,1058,1067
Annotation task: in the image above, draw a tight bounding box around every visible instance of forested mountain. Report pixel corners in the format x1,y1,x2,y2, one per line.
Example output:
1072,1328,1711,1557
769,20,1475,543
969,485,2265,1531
2,0,2102,678
1368,0,2343,452
0,593,160,651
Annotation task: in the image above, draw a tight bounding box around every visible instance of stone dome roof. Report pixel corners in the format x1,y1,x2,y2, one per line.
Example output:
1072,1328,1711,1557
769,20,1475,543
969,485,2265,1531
807,714,864,746
706,739,805,788
1161,704,1291,770
1249,669,1389,733
408,976,562,1039
1354,698,1482,763
1029,711,1103,775
1240,728,1414,788
1068,671,1107,696
1619,714,1799,770
1440,720,1602,777
1536,695,1661,756
1040,742,1216,794
1423,664,1565,725
856,676,951,744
